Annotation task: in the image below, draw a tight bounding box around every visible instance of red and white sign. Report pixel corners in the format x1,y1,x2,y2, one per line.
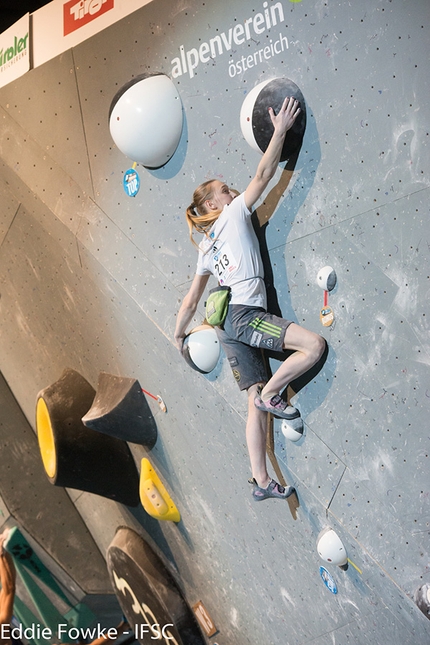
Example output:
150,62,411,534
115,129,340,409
63,0,114,36
32,0,154,69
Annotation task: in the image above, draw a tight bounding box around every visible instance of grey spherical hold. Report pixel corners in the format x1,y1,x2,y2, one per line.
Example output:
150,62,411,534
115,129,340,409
240,77,306,161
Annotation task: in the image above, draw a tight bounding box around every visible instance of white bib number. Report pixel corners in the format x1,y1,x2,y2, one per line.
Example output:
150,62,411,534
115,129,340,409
213,242,237,283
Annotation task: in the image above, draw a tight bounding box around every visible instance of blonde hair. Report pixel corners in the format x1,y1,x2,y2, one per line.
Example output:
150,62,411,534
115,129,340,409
186,180,221,248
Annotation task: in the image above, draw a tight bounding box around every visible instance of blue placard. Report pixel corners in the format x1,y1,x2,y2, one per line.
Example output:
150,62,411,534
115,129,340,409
319,566,338,594
123,168,140,197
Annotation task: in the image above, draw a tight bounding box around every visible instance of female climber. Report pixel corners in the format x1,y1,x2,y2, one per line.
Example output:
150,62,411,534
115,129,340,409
174,96,325,502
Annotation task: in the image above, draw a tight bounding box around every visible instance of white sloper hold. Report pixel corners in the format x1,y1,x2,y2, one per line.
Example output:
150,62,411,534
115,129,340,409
109,73,183,168
317,266,337,292
182,324,221,374
317,527,348,569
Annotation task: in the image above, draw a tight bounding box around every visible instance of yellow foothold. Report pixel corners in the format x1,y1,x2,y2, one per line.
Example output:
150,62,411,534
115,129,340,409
347,558,363,575
139,458,180,523
132,161,137,169
36,397,57,479
143,479,169,515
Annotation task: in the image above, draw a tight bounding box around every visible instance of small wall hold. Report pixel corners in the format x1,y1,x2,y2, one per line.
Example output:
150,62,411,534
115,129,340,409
141,387,167,413
182,324,220,374
82,372,157,446
281,417,304,442
316,527,348,570
240,77,306,161
109,73,183,168
317,266,337,292
414,583,430,620
139,458,180,523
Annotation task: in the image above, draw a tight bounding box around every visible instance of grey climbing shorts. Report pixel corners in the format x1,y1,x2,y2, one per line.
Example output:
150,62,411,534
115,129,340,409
215,305,293,391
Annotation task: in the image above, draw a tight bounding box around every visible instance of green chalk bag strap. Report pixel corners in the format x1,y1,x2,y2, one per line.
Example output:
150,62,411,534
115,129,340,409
205,285,231,327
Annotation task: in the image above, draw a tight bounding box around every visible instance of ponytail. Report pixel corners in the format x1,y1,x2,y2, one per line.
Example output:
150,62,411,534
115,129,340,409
186,180,221,248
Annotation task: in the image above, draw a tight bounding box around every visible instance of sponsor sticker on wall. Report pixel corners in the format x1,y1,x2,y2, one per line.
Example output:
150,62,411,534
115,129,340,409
0,14,30,89
63,0,115,36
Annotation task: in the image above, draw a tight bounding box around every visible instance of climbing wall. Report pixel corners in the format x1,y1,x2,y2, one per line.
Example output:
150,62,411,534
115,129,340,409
0,0,428,643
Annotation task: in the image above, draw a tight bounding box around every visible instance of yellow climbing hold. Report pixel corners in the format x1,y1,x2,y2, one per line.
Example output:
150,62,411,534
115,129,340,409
139,458,180,523
36,397,57,479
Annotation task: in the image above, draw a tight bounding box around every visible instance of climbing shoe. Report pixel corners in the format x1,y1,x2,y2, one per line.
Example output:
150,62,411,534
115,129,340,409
250,478,296,502
254,391,300,420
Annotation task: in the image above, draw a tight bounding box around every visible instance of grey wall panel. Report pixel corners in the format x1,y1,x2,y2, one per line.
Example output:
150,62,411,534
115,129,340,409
276,423,347,509
0,105,85,237
357,572,427,644
0,50,93,199
76,200,201,341
0,179,19,245
0,208,148,419
329,469,428,593
0,166,82,270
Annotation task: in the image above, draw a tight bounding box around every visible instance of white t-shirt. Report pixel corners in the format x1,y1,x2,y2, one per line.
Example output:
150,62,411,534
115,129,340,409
196,192,267,309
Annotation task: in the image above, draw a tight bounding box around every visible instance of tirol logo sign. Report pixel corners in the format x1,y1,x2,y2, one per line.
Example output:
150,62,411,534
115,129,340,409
0,33,29,69
63,0,114,36
0,13,30,89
